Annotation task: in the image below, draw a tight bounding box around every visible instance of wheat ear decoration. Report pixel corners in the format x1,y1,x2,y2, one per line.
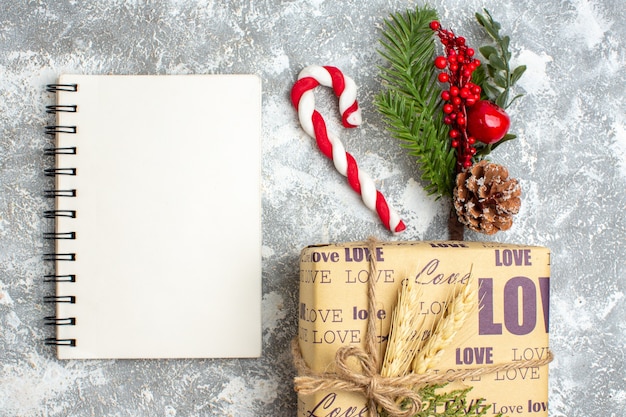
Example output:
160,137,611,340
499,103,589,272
381,279,425,378
412,280,477,374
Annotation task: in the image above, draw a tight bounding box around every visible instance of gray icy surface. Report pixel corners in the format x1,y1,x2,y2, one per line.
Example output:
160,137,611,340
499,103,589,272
0,0,624,416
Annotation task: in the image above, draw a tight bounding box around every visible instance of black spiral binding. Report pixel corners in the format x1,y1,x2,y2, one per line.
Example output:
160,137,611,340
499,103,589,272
44,83,78,348
46,84,78,92
44,147,76,156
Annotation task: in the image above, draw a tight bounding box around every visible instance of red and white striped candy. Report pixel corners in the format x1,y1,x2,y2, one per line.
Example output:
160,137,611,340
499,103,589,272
291,65,406,234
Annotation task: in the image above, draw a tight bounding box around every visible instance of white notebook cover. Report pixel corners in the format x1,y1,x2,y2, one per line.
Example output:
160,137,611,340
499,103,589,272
51,74,262,359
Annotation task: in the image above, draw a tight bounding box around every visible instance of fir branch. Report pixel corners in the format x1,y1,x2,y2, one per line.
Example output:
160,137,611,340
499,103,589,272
416,384,501,417
385,384,500,417
376,6,456,197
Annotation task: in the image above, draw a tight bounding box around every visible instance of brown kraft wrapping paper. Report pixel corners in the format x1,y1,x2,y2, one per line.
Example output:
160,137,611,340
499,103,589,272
297,241,550,417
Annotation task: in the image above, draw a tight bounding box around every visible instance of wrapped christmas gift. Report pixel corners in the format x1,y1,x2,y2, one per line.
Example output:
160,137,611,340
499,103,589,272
294,240,552,417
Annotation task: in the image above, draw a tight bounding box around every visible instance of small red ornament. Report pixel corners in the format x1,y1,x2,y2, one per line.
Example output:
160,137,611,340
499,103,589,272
434,56,447,69
466,100,510,144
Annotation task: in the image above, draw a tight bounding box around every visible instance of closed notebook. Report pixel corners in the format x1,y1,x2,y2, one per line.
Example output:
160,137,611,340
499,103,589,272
44,74,262,359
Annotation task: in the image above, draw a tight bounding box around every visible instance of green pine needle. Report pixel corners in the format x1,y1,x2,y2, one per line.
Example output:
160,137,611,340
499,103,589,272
375,5,455,197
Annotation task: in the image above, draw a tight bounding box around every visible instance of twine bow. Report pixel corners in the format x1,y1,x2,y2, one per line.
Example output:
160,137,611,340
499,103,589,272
336,345,422,416
293,238,553,417
294,344,423,417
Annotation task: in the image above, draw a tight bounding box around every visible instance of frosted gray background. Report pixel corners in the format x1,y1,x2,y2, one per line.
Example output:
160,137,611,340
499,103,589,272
0,0,624,416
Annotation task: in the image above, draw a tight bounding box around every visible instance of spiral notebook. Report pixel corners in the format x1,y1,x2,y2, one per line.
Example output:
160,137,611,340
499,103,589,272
44,75,262,359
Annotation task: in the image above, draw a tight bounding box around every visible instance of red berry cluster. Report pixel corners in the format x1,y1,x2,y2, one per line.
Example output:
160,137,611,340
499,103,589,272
429,20,482,170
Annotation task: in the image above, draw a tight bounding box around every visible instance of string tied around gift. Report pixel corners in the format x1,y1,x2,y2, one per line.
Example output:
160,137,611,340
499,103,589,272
292,238,554,417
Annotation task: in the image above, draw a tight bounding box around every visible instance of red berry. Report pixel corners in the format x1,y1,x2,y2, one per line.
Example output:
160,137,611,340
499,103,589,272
466,100,511,144
430,21,440,30
434,56,447,69
449,129,460,138
452,96,461,106
451,140,459,148
457,37,466,46
450,86,459,96
441,90,451,100
443,104,454,114
438,72,449,83
468,136,476,144
465,97,476,106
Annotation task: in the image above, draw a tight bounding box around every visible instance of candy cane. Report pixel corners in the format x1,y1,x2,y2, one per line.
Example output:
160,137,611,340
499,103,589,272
291,65,406,233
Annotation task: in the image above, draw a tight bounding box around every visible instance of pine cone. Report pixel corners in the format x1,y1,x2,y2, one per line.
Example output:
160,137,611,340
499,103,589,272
453,160,521,235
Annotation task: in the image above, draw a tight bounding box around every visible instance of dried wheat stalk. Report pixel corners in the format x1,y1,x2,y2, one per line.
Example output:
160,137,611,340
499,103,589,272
381,279,425,378
412,282,477,374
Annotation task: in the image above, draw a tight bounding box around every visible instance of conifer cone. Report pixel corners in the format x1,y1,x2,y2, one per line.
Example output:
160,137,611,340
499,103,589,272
453,160,521,235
